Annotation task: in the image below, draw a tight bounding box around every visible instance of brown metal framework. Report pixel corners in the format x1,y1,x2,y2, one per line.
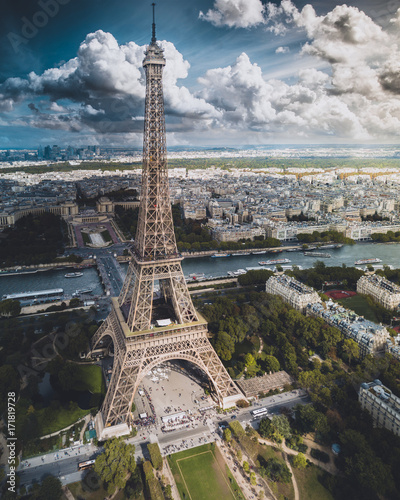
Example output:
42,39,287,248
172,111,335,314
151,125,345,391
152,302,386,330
91,23,243,431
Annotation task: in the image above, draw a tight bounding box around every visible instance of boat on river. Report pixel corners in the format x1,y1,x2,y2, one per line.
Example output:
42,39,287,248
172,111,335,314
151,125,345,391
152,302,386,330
355,258,382,265
259,258,291,265
304,252,331,258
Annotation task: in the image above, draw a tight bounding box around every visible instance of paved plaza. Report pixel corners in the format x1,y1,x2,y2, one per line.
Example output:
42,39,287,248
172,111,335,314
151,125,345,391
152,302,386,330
133,362,216,434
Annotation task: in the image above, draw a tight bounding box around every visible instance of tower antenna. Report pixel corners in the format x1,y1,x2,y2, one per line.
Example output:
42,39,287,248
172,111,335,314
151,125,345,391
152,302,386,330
151,3,156,43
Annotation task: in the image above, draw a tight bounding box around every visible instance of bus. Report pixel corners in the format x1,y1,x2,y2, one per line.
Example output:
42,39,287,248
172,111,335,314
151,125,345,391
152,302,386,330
251,407,269,418
78,459,95,470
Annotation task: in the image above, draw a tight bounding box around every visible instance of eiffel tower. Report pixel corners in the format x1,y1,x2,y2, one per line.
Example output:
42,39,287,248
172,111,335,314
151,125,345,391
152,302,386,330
91,5,243,439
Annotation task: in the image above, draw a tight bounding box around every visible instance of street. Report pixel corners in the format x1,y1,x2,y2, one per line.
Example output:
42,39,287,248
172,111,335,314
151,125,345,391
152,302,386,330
17,390,309,488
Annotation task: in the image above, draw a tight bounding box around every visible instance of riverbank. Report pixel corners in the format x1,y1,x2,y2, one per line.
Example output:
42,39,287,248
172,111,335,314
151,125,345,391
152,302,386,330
0,260,95,276
181,246,300,259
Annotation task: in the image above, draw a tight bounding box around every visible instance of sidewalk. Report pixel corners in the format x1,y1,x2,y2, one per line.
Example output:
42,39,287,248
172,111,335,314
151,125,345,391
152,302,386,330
217,439,276,500
18,443,96,472
258,437,339,476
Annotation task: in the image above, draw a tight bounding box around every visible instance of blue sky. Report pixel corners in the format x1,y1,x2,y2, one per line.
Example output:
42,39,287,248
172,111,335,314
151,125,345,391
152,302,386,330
0,0,399,148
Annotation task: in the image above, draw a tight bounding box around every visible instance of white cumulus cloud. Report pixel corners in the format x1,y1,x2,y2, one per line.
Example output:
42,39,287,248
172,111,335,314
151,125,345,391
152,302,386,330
199,0,265,28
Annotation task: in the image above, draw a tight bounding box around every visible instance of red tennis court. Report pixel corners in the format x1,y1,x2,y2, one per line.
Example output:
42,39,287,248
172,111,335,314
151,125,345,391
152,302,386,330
325,290,357,300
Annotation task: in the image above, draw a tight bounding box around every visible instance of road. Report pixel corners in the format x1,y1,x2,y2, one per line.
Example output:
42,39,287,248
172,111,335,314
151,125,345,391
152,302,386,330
17,390,309,488
18,445,99,487
96,255,125,297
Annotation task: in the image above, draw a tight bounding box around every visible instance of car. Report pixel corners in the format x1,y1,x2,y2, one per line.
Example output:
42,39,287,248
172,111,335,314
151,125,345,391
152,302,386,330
231,415,237,419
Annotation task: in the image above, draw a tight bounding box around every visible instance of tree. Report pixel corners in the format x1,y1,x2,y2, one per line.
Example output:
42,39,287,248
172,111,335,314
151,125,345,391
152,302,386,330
298,369,323,391
343,339,360,366
243,461,250,473
295,404,329,435
214,330,235,361
0,299,21,317
147,443,163,470
94,437,136,495
263,355,280,373
271,415,291,439
258,417,273,439
292,452,307,469
223,428,232,443
69,297,83,308
36,475,63,500
261,458,292,483
250,471,257,485
245,353,256,367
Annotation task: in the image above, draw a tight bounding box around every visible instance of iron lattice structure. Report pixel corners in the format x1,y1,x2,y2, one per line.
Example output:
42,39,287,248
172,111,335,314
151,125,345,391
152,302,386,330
91,16,243,432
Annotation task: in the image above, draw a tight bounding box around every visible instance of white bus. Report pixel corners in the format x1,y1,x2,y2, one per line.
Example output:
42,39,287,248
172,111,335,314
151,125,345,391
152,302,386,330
78,459,95,470
251,407,269,418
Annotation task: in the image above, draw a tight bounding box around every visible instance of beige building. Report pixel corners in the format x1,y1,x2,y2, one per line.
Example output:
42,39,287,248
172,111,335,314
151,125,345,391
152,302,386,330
96,196,140,214
357,275,400,310
346,223,400,240
0,201,79,228
306,301,388,358
359,380,400,437
265,275,321,313
211,224,265,243
182,203,207,220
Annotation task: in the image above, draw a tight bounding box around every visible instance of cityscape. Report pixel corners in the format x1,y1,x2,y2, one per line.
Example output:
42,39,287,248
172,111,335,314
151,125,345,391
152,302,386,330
2,1,400,500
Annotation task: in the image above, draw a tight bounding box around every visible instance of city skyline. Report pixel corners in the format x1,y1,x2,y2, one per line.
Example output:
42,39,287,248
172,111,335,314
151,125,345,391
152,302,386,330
1,0,400,148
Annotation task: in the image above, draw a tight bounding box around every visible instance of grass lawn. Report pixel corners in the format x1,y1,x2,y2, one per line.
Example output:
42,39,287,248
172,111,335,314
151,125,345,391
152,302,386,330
82,232,90,244
101,230,112,242
168,443,244,500
293,465,334,500
73,364,105,394
337,294,378,322
37,405,89,436
232,430,295,500
257,445,295,500
233,338,257,358
68,476,128,500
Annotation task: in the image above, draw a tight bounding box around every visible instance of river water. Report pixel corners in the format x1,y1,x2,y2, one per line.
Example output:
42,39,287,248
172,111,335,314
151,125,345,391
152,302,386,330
0,243,399,297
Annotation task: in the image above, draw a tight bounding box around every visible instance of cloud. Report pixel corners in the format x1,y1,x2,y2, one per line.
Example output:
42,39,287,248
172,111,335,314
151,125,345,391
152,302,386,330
197,1,400,141
199,0,265,28
0,30,216,136
2,3,400,144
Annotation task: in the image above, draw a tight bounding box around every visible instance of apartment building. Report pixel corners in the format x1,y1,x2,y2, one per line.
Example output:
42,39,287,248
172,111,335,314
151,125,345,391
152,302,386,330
306,301,388,358
211,224,265,242
359,380,400,437
357,275,400,310
265,275,322,313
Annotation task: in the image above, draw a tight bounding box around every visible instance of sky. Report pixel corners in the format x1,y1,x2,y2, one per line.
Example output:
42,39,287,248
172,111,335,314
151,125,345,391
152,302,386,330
0,0,400,148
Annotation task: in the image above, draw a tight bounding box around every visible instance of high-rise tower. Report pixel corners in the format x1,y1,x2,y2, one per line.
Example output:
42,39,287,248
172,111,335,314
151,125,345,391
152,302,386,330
91,5,243,439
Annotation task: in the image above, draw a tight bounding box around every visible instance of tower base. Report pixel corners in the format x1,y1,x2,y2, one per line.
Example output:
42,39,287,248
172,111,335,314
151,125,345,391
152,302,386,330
90,298,245,431
95,412,131,441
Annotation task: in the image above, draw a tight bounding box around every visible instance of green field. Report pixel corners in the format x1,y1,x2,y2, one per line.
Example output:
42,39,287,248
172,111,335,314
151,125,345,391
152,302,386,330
73,364,105,394
36,405,89,436
168,444,244,500
293,465,334,500
337,295,378,322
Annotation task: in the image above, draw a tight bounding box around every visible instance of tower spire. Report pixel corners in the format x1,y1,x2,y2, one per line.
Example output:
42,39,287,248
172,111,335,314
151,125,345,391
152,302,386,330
151,2,156,44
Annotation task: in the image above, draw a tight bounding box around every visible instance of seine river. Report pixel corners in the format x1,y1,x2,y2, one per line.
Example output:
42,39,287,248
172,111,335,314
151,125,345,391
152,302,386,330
0,242,399,298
